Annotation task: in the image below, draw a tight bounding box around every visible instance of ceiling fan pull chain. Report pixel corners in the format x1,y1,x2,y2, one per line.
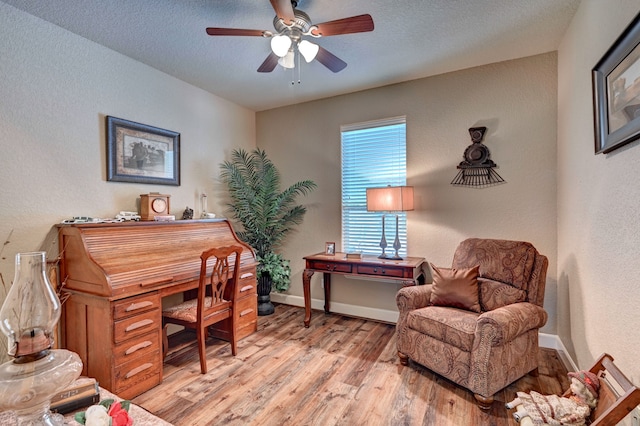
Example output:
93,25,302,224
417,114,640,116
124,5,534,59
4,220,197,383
297,50,301,84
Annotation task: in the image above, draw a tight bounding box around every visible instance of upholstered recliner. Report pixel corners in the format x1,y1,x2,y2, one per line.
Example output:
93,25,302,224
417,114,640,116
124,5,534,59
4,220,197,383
396,238,548,409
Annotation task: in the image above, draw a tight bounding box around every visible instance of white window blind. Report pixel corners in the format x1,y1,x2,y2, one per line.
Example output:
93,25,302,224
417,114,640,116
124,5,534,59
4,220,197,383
341,116,407,256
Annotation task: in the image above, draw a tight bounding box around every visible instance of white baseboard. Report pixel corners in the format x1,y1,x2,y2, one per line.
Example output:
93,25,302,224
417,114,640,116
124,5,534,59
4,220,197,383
269,293,400,324
269,294,578,369
538,332,578,371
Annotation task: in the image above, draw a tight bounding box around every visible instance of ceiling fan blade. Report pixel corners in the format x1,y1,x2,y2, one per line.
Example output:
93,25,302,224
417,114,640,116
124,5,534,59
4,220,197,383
315,46,347,73
258,52,279,73
311,14,374,37
270,0,295,24
206,27,269,37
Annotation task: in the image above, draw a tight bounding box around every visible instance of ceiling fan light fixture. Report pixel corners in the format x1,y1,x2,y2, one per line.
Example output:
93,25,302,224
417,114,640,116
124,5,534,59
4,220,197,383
278,50,295,69
206,2,375,74
298,40,319,62
270,34,292,57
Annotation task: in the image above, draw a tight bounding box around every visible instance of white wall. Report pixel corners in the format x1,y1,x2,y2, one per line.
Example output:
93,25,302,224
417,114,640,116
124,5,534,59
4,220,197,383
258,53,558,331
0,3,255,361
557,0,640,388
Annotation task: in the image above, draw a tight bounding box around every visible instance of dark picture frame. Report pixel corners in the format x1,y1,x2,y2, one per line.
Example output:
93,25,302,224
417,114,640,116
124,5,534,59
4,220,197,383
593,12,640,154
106,116,180,185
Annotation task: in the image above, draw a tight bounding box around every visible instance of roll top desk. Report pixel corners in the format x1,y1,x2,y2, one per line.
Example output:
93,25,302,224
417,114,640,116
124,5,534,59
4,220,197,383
56,219,257,399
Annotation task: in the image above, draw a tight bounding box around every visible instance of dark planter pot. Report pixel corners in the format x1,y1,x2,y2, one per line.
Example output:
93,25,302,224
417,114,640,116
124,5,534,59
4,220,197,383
257,273,275,316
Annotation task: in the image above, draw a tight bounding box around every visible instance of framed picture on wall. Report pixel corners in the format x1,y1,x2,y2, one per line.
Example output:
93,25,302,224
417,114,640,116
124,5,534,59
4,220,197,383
106,116,181,185
593,12,640,154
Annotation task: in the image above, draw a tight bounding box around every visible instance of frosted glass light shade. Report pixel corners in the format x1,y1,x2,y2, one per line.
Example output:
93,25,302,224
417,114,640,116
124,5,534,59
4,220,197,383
278,50,295,69
271,34,292,57
298,40,319,62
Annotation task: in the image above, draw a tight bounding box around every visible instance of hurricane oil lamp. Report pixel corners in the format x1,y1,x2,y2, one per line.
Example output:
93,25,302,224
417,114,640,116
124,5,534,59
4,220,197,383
0,251,82,425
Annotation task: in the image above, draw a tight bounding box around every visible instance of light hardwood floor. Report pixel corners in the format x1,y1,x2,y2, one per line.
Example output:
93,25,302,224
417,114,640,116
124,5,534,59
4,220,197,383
133,304,570,426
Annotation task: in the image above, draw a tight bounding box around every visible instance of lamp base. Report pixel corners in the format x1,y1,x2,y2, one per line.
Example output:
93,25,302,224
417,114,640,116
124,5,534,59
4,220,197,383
12,406,64,426
0,349,82,426
390,214,404,261
377,214,388,259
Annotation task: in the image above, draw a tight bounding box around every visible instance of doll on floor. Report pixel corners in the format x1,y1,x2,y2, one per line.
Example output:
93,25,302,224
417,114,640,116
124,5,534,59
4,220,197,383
505,370,600,425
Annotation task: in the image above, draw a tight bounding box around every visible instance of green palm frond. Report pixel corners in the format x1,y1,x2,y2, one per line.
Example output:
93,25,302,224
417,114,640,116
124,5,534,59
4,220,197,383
219,148,317,291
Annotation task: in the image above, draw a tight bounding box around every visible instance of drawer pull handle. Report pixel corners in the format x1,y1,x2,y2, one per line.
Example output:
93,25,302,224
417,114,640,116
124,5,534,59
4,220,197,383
125,301,154,312
125,319,154,332
240,273,254,279
240,285,254,293
125,340,152,355
373,268,386,274
240,308,254,317
125,362,153,379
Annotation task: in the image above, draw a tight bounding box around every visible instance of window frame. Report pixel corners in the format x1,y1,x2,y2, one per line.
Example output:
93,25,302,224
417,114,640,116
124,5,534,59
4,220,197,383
340,116,408,257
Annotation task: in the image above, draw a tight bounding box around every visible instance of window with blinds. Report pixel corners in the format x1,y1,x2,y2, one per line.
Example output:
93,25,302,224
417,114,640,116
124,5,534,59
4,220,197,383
341,116,407,257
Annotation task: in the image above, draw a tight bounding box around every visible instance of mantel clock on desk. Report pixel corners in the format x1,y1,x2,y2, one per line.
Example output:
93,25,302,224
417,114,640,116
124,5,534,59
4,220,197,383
302,252,425,327
140,193,171,220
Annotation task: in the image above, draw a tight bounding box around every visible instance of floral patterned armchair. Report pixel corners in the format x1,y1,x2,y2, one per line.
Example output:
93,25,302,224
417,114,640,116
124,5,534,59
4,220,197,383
396,238,548,409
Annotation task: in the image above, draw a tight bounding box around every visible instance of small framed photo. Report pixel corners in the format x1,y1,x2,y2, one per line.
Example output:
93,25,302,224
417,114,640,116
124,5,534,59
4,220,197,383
325,242,336,256
106,116,180,185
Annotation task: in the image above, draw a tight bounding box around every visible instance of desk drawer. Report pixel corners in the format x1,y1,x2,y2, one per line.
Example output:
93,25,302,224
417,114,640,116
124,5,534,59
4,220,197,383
114,350,161,397
236,318,258,340
236,295,257,328
307,260,352,273
113,293,160,320
113,330,160,364
357,264,405,278
209,295,257,342
114,309,160,344
238,271,257,297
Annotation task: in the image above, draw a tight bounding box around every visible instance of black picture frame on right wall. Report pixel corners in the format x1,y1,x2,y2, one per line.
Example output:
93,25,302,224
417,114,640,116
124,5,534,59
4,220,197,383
593,12,640,154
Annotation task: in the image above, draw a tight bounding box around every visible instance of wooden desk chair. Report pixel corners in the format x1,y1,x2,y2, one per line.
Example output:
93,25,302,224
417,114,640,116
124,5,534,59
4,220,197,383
569,353,640,426
162,245,242,374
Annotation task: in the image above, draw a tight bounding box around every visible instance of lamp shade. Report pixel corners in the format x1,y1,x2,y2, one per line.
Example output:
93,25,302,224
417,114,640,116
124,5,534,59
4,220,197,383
271,34,292,57
366,186,414,212
298,40,319,62
277,50,295,69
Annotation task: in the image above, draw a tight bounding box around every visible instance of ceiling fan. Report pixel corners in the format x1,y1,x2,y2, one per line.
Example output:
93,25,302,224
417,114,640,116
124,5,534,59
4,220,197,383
206,0,374,73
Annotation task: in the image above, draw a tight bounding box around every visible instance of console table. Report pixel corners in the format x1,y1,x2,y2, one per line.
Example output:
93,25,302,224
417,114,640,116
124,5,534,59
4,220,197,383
302,253,426,327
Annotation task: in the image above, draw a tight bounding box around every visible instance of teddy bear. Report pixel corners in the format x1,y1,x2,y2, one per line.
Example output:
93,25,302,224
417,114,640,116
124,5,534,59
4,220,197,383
505,370,600,425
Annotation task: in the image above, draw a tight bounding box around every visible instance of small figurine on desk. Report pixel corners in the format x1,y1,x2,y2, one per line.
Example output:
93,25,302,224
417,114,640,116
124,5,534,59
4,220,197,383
181,206,194,220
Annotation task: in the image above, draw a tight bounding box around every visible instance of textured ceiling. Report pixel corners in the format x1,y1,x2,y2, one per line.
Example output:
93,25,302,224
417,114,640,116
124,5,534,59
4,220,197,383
2,0,581,111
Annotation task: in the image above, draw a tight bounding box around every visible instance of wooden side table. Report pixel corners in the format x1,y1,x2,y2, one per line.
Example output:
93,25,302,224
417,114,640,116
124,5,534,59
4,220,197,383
302,252,425,327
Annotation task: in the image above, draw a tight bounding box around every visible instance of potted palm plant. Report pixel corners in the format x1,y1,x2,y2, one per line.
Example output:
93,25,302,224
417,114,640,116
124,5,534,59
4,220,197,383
219,148,316,315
